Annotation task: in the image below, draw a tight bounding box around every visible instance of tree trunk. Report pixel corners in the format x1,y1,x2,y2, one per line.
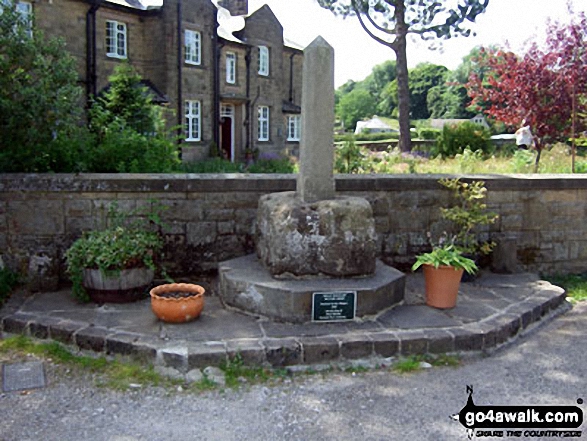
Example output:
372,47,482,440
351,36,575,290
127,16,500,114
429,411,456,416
533,139,542,173
393,3,411,152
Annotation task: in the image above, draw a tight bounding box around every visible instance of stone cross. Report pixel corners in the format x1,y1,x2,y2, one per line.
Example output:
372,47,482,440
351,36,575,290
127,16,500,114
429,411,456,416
298,36,335,203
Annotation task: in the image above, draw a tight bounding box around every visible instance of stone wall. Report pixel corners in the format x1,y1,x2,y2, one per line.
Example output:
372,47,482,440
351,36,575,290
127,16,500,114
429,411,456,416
1,174,586,291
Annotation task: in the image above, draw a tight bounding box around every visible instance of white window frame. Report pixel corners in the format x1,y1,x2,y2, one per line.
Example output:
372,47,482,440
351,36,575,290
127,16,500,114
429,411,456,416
16,1,32,38
258,106,269,141
185,30,201,65
106,20,127,59
287,115,301,141
185,100,201,142
226,52,236,84
258,45,269,76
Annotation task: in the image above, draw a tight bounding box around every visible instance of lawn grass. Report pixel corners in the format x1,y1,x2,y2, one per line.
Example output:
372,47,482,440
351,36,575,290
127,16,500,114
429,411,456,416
546,274,587,303
392,354,461,373
0,335,173,391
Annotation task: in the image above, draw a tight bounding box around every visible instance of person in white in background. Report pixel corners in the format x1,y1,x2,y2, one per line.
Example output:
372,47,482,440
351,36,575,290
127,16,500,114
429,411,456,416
515,120,533,149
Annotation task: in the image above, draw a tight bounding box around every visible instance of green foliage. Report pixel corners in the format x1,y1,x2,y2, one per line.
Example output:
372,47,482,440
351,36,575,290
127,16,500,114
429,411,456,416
89,64,162,135
337,89,377,131
434,122,492,158
393,354,461,373
418,128,441,140
412,242,478,274
179,157,244,173
88,64,179,173
511,149,536,172
335,131,399,142
547,274,587,303
455,147,484,173
0,2,85,172
89,125,180,173
220,354,271,388
247,158,295,174
0,267,19,306
409,63,449,119
65,202,165,301
334,137,371,173
0,336,170,391
439,178,498,255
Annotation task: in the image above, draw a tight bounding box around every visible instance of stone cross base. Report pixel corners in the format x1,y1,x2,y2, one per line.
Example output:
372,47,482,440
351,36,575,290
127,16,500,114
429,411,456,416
255,192,377,278
219,255,405,324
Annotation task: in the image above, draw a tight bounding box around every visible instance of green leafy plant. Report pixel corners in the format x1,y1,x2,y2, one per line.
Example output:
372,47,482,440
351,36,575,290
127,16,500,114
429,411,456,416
412,242,478,274
439,178,498,256
87,64,180,173
179,157,244,173
0,267,19,307
547,274,587,303
335,136,371,173
65,202,165,301
0,1,86,172
434,122,492,158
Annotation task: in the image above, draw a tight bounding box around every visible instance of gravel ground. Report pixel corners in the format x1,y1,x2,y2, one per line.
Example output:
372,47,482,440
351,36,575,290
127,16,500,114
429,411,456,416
1,302,586,441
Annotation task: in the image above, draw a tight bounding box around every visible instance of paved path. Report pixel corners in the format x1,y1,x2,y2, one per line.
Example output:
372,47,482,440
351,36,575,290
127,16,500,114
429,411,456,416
0,273,568,374
1,301,585,441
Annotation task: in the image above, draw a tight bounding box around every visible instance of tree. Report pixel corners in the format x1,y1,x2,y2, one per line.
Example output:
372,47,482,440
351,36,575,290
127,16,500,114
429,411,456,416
318,0,489,151
362,59,397,99
466,12,587,170
337,88,377,131
0,1,85,171
88,64,180,173
89,63,163,137
408,63,448,119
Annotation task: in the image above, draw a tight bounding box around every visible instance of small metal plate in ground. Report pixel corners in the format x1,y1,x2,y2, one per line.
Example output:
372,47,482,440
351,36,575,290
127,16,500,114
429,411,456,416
2,361,46,392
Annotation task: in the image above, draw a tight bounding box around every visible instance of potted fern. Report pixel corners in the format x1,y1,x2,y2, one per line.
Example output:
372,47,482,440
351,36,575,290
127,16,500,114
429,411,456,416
412,238,477,309
65,202,164,303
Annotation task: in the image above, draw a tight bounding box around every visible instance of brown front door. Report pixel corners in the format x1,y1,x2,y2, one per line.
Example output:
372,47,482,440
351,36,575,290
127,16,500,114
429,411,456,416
220,116,232,160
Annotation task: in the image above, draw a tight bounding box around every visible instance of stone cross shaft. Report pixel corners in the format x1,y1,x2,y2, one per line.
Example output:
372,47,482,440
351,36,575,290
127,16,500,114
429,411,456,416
298,36,335,203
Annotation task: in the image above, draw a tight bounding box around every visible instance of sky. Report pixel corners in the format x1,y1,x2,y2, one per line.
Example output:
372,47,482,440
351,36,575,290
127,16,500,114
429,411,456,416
241,0,586,88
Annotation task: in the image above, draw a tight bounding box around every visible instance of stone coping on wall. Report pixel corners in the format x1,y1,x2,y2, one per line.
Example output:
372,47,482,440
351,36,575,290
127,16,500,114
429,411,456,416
2,173,587,194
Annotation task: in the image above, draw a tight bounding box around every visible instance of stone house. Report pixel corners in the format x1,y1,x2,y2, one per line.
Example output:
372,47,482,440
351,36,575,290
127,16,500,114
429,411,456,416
22,0,303,162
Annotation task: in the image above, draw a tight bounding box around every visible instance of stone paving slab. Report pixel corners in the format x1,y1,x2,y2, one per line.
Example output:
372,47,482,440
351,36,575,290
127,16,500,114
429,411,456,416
0,273,570,370
2,361,46,392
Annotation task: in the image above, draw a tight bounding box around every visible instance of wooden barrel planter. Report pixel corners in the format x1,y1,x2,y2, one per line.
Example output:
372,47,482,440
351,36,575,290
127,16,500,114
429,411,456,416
82,268,154,304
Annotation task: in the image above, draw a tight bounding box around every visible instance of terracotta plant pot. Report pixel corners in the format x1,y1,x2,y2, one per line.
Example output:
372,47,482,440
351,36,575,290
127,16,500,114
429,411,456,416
83,268,154,304
422,264,464,309
150,283,205,323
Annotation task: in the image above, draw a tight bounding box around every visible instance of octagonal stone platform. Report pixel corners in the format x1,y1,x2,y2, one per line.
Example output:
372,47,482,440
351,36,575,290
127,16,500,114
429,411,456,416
219,254,405,323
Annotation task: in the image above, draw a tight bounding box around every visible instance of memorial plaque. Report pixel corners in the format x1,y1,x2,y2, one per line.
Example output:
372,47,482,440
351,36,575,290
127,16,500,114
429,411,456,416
312,291,356,322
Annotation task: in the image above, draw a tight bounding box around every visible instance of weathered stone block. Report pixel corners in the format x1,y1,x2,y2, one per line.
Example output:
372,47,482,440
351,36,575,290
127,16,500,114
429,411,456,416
256,191,376,277
186,222,216,246
8,200,64,235
74,326,110,352
301,336,340,363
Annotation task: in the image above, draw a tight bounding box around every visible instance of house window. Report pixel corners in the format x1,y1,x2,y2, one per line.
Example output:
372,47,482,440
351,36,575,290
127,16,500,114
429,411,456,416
16,1,32,38
226,52,236,84
258,106,269,141
106,20,127,59
287,115,301,141
185,30,201,65
185,100,201,141
258,46,269,76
